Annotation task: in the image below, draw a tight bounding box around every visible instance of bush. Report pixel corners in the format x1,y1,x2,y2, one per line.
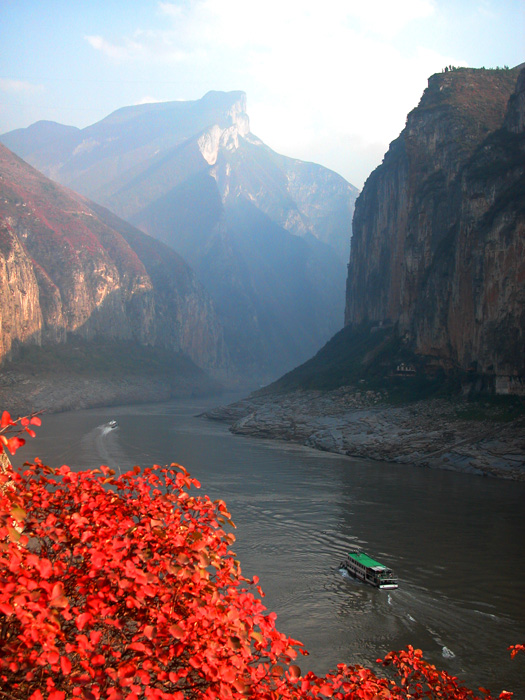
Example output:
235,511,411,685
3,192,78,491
0,411,521,699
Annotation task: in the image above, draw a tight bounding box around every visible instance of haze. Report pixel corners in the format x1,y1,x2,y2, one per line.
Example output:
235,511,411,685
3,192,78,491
0,0,523,187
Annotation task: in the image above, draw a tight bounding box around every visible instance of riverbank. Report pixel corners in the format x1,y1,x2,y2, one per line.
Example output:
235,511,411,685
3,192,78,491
0,369,223,417
0,340,228,417
204,387,525,480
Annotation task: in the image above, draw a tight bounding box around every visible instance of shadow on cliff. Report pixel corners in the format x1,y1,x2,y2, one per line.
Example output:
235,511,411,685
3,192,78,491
0,282,226,413
262,322,525,415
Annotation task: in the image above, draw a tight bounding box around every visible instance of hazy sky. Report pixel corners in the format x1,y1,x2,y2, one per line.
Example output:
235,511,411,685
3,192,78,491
1,0,523,187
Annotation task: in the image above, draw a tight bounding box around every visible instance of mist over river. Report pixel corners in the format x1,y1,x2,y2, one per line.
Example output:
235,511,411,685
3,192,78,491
16,396,525,696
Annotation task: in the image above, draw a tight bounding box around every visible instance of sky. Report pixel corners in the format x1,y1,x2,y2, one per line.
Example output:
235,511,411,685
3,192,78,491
0,0,523,188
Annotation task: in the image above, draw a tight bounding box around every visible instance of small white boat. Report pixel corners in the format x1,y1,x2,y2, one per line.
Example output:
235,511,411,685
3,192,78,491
340,548,398,589
107,420,118,429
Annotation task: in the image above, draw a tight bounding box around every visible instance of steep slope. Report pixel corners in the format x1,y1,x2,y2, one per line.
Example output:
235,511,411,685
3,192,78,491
0,144,228,377
1,92,358,381
266,66,524,397
344,65,525,393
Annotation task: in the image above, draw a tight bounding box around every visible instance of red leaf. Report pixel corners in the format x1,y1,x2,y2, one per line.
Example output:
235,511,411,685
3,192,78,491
143,625,155,640
39,559,53,579
288,665,301,679
76,612,92,630
169,624,184,640
118,663,136,679
60,656,72,675
1,411,14,428
6,436,25,455
47,651,59,665
220,666,237,683
50,590,69,609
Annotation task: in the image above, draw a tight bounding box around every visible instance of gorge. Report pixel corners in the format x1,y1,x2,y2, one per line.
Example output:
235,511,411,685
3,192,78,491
1,91,358,383
205,66,525,480
0,68,524,478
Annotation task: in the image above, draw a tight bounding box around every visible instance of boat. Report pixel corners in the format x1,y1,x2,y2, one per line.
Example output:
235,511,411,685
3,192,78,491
108,420,118,429
340,548,398,589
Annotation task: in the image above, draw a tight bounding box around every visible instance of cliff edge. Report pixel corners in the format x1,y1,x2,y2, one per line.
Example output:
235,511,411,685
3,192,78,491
345,66,524,394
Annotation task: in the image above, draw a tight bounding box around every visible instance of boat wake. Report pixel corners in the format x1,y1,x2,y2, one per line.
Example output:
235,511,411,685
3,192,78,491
79,421,126,475
338,567,365,585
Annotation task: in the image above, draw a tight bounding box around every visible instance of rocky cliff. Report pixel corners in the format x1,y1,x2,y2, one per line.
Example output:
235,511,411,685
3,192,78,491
2,92,358,382
345,66,525,392
0,144,228,376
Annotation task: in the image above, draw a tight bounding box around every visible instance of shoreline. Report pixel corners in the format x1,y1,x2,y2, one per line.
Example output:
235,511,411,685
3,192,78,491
0,369,223,418
203,387,525,481
2,373,523,481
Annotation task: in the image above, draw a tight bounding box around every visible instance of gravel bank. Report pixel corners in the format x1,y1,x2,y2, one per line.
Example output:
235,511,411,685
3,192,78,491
204,387,525,480
0,370,221,417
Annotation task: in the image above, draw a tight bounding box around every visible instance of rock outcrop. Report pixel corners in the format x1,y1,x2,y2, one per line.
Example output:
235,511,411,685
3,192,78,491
204,389,525,480
2,92,358,382
345,66,525,392
199,68,525,480
0,144,228,375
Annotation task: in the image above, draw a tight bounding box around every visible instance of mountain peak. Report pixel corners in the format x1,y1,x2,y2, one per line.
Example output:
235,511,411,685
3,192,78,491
199,90,250,135
196,92,250,164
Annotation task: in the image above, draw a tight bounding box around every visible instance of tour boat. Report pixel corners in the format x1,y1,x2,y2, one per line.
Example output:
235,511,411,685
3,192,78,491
340,548,398,589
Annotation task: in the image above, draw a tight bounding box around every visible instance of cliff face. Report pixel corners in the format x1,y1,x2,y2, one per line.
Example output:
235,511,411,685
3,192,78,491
345,66,525,390
0,144,228,373
2,92,358,382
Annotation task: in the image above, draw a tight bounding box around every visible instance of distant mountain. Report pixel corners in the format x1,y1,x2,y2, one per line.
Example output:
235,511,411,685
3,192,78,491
2,92,358,381
269,66,525,397
0,144,228,384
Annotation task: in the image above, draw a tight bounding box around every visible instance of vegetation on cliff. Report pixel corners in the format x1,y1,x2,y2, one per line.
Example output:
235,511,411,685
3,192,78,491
0,144,228,377
1,91,357,383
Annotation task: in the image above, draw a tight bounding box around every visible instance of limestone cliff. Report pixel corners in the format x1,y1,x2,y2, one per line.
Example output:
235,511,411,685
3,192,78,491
2,91,358,382
0,144,228,374
345,66,525,392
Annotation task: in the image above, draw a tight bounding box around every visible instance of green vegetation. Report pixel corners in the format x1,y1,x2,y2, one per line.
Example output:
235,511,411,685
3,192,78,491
3,337,206,380
262,322,453,402
263,322,397,393
264,323,525,413
441,65,511,73
454,394,525,422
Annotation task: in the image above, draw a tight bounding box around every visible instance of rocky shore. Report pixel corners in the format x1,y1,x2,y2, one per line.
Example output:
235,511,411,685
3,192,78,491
0,369,222,417
204,387,525,481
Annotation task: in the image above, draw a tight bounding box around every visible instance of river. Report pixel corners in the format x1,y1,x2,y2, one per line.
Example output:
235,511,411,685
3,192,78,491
15,396,525,696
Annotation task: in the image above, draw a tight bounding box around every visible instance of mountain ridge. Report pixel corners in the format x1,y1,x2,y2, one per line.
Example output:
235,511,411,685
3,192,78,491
0,143,229,382
2,91,358,381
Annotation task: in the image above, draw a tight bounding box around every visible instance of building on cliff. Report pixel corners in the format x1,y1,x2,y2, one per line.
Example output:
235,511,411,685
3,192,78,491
345,65,525,395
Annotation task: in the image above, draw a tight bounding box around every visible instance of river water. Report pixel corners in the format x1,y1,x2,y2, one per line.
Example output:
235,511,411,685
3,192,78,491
15,396,525,696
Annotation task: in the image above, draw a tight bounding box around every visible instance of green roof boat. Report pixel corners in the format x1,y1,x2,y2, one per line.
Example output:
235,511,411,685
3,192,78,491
340,548,398,589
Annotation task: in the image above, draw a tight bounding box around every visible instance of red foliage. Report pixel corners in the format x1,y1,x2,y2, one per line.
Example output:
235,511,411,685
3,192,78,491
508,644,524,660
0,410,42,455
0,411,521,699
